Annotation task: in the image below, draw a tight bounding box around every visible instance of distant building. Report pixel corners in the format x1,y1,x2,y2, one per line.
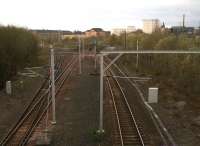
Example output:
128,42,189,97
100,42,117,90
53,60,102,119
171,26,194,34
112,26,136,36
194,27,200,35
31,29,85,41
85,28,110,37
31,29,71,41
112,28,126,36
62,31,84,39
143,19,161,34
126,26,136,33
170,14,197,35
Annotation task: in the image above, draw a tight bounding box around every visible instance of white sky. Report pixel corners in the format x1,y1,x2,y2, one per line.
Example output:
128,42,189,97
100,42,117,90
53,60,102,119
0,0,199,31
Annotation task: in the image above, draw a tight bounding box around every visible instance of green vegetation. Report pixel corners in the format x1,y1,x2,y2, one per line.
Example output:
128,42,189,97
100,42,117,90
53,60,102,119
89,129,105,143
105,32,200,101
0,26,39,88
60,37,78,48
61,36,109,51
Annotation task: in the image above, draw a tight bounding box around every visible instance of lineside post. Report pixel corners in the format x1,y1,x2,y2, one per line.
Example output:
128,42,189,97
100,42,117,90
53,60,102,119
50,49,56,124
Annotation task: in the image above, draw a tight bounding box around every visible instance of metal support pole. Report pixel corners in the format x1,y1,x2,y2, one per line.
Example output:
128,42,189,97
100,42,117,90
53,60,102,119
136,40,139,69
45,80,51,134
94,40,97,70
50,49,56,124
78,36,82,74
99,55,104,132
82,39,85,59
104,53,123,73
124,30,127,49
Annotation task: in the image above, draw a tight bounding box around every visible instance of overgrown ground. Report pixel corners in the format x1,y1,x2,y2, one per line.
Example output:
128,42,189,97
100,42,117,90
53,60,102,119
127,68,200,146
150,80,200,146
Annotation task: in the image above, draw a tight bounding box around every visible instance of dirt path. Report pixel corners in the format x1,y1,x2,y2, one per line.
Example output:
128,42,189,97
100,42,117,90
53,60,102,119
51,57,100,146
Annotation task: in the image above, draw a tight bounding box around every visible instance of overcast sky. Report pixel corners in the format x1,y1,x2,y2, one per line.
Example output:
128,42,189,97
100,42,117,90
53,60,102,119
0,0,199,31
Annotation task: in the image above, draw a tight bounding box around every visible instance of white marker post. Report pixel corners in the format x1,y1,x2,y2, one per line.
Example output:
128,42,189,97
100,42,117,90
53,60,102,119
6,81,12,95
50,49,56,124
148,88,158,103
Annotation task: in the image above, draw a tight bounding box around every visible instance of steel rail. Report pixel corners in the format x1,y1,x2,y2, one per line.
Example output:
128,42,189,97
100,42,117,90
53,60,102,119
0,55,76,145
105,56,172,146
19,93,48,145
0,78,49,146
103,59,146,146
20,58,78,146
108,68,145,146
19,57,77,146
112,61,169,145
20,57,77,146
106,77,124,146
0,56,73,145
55,56,76,82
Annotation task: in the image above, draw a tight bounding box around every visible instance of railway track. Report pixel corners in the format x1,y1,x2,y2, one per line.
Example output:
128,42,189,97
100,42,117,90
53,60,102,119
104,55,174,146
110,59,173,146
0,55,78,146
104,60,149,146
106,70,148,146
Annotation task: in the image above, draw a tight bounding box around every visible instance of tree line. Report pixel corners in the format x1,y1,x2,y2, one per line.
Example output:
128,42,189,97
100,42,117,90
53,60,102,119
105,32,200,100
0,26,39,88
36,30,200,99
